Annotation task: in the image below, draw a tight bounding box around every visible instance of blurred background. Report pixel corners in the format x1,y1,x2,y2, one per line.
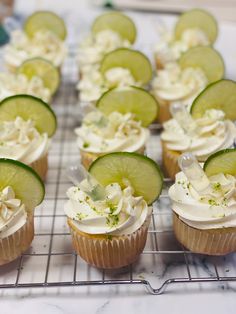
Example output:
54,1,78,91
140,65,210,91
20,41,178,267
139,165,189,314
0,0,236,79
1,0,236,22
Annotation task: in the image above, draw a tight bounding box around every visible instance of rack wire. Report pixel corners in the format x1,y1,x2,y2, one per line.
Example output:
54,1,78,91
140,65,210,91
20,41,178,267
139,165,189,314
1,46,236,295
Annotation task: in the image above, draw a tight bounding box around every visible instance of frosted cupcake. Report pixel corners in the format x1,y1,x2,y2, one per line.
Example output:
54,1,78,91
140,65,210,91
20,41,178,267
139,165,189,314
4,11,67,72
77,48,152,103
65,152,163,268
0,158,44,265
0,94,57,180
161,80,236,180
154,9,217,69
0,72,51,102
169,149,236,255
152,46,224,123
76,87,158,169
78,11,136,77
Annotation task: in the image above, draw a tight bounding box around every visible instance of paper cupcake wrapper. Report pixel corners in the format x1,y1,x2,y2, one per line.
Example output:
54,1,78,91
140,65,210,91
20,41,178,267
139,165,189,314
68,215,151,269
161,142,180,180
155,56,165,70
156,98,172,124
30,154,48,180
173,213,236,255
80,146,146,170
6,63,18,73
0,212,34,266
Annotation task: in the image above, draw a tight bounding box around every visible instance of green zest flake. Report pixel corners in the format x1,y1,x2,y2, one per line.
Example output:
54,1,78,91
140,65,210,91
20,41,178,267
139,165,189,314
222,197,228,206
83,142,90,148
76,213,88,221
107,234,113,241
212,182,221,191
208,199,218,206
106,201,117,214
177,180,187,189
106,214,119,227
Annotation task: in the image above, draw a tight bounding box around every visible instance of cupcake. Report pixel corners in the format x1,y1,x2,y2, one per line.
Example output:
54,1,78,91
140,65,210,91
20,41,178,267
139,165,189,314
0,71,51,103
77,11,136,77
154,9,217,69
76,86,158,169
169,149,236,255
0,158,44,265
151,46,224,123
0,94,57,180
77,48,152,104
64,152,163,268
4,11,67,72
161,79,236,180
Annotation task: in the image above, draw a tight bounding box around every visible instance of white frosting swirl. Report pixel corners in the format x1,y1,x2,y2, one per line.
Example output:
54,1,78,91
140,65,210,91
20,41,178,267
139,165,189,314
169,171,236,230
77,29,131,74
154,28,210,66
152,62,208,107
64,181,151,235
76,111,149,154
4,30,67,68
161,109,236,161
0,117,50,164
77,67,138,102
0,186,27,239
77,67,106,102
0,72,51,102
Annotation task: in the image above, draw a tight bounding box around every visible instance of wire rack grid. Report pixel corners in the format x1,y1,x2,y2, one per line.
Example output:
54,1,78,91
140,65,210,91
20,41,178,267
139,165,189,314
1,46,236,296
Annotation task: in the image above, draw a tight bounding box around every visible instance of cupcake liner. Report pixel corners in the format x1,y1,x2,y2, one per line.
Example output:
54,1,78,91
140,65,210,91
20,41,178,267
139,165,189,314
156,98,172,124
161,142,180,180
155,56,165,70
0,212,34,266
30,154,48,180
6,63,18,73
67,214,151,269
173,213,236,255
80,146,146,170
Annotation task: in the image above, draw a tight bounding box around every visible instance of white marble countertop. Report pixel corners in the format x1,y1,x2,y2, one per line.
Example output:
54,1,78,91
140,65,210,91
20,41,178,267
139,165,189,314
1,1,236,313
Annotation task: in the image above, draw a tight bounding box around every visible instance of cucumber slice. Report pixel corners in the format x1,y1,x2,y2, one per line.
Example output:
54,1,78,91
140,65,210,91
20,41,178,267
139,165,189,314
89,152,163,204
96,86,158,127
204,149,236,177
24,11,67,40
175,9,218,44
179,46,224,83
92,11,136,44
191,79,236,120
0,158,45,209
0,95,57,137
18,57,60,95
100,48,152,85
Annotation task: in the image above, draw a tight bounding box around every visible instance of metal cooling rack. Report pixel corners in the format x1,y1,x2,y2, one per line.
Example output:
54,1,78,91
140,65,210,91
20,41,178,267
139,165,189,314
1,46,236,295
